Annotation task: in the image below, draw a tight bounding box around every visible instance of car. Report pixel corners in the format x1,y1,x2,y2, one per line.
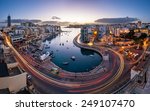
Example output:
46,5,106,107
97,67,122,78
133,53,139,58
27,74,32,80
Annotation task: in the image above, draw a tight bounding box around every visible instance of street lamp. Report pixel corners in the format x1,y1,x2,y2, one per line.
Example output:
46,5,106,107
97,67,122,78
121,46,125,49
93,31,98,35
87,42,93,46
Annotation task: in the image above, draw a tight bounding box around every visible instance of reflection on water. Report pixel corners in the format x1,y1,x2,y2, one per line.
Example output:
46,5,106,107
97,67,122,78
80,48,94,56
44,28,102,72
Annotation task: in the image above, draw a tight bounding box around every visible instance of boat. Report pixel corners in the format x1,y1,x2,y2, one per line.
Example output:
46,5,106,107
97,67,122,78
50,67,59,75
44,46,50,49
89,55,94,58
40,51,50,61
39,44,44,50
71,56,76,61
63,62,69,65
50,51,53,55
51,55,55,58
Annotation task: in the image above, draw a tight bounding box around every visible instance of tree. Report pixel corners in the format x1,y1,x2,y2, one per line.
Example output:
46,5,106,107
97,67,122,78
139,33,147,39
125,30,135,39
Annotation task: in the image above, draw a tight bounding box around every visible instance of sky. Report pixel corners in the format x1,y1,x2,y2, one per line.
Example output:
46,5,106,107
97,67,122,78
0,0,150,23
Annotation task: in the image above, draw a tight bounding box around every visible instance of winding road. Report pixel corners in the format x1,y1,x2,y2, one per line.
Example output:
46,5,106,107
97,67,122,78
3,32,125,93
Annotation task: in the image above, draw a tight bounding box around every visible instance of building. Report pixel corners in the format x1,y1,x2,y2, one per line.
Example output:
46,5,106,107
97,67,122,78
45,25,61,33
21,22,35,27
137,21,142,28
134,28,150,36
119,28,130,34
114,28,120,37
130,66,141,79
81,26,90,43
0,42,27,93
9,34,24,43
105,25,111,36
115,40,134,46
7,15,11,27
15,29,25,35
97,25,106,40
0,39,4,63
81,25,106,43
0,68,27,93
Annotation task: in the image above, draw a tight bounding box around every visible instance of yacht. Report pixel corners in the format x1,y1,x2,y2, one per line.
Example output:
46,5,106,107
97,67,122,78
63,62,69,65
40,52,50,61
71,56,76,61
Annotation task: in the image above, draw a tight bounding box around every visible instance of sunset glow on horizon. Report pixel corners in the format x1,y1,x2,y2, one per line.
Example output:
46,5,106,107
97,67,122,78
0,0,150,23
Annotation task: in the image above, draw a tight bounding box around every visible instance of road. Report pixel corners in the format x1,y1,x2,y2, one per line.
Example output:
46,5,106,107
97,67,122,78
3,32,125,93
72,35,125,93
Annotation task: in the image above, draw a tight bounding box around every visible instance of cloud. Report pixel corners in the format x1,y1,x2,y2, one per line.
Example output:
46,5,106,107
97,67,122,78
52,16,61,20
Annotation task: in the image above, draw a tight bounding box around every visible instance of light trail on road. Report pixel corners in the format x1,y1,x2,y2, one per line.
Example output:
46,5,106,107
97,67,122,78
3,32,125,93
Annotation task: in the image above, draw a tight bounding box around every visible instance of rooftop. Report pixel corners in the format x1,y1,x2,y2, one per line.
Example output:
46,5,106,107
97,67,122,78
0,88,10,94
0,62,9,77
8,67,22,76
17,88,30,94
